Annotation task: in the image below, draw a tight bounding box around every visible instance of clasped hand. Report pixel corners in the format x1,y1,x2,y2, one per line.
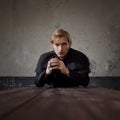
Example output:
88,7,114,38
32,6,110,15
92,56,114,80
46,58,69,76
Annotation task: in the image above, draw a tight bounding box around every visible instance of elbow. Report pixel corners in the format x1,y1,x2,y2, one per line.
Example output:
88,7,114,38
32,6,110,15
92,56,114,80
82,76,90,87
34,79,44,87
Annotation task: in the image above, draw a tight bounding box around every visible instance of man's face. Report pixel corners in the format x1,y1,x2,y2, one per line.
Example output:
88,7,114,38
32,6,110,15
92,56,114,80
52,37,71,59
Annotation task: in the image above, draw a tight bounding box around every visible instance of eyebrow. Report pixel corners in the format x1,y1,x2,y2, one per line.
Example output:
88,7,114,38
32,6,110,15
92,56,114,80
55,42,67,45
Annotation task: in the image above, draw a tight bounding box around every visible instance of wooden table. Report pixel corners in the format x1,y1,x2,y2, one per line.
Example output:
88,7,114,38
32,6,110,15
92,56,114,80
0,87,120,120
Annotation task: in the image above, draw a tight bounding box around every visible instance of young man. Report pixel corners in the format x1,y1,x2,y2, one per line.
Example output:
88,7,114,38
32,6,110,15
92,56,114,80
34,29,90,87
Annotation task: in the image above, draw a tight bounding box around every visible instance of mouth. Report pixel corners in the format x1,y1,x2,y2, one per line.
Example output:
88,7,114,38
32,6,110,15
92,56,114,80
58,53,64,56
58,51,64,55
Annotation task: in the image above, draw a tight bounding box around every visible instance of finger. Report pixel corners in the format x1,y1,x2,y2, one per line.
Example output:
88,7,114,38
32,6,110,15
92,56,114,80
52,67,58,70
49,67,53,71
50,58,59,63
51,65,59,70
47,61,51,68
50,63,59,67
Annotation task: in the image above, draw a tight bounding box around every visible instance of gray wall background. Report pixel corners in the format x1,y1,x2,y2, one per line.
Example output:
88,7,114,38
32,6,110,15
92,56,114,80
0,0,120,77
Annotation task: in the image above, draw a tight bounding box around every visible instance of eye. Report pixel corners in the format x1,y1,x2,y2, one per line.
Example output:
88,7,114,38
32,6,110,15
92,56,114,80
55,43,59,47
62,43,67,46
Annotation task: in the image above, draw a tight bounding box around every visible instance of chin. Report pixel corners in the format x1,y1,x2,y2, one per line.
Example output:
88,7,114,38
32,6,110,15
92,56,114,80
59,55,66,59
57,53,66,58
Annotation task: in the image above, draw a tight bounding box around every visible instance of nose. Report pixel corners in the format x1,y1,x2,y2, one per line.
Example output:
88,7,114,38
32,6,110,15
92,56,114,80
58,45,63,51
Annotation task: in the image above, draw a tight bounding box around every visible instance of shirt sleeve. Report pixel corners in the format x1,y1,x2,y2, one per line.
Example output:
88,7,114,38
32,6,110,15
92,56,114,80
68,60,90,87
69,70,90,87
34,55,47,87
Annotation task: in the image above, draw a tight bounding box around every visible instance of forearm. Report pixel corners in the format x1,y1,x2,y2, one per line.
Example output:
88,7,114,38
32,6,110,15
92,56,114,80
34,71,46,87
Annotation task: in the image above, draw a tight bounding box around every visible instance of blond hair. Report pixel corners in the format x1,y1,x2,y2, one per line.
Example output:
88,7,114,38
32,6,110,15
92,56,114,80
50,29,72,44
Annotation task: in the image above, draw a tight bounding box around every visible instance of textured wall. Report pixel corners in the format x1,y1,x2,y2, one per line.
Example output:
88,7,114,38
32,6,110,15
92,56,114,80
0,0,120,76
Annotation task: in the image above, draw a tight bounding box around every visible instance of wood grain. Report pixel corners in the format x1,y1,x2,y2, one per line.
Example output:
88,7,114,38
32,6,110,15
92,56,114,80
0,87,120,120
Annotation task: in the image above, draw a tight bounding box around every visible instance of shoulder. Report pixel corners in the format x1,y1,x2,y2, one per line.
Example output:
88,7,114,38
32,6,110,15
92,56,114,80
40,51,54,58
39,51,55,61
36,51,55,68
69,48,89,63
70,48,87,58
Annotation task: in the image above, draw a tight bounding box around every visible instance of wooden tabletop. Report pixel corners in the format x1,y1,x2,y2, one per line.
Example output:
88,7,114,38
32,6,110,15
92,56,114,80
0,87,120,120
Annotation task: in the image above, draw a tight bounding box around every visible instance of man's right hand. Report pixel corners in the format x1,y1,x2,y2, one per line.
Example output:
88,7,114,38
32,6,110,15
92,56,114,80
45,58,60,75
46,60,53,75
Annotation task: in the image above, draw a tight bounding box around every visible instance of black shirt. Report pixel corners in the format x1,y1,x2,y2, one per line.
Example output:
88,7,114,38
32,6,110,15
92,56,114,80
34,48,90,87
